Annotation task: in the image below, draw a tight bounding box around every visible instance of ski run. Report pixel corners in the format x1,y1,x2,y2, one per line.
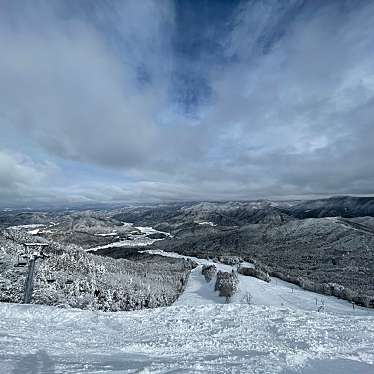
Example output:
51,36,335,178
1,250,374,373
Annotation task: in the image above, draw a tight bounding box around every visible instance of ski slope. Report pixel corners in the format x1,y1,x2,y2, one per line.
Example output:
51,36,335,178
1,250,374,373
148,249,373,316
1,302,373,373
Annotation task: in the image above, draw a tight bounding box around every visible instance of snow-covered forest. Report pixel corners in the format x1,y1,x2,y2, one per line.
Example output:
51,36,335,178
0,226,195,311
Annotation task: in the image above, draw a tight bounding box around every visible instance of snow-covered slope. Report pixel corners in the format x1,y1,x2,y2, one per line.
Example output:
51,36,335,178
1,250,374,373
147,250,373,316
0,302,373,373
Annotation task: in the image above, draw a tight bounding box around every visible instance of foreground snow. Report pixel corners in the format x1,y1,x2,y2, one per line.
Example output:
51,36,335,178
1,249,374,373
0,302,373,373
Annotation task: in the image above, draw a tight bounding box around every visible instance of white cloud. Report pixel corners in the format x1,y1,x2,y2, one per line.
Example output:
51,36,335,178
0,0,173,167
1,0,374,205
0,150,58,204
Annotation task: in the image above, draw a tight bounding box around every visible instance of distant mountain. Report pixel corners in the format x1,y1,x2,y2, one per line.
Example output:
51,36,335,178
282,196,374,219
0,211,52,228
113,200,295,228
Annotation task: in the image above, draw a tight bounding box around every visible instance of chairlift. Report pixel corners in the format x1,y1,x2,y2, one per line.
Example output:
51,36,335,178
15,255,28,267
65,279,73,285
46,278,56,284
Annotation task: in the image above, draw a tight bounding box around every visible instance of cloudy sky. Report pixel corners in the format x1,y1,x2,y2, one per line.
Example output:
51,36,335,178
1,0,374,207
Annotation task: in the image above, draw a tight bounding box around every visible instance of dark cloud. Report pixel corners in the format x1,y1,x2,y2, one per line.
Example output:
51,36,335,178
0,0,374,206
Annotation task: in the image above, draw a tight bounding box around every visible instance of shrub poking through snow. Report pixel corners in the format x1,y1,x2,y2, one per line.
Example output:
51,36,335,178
214,270,239,303
214,256,242,266
201,264,217,282
238,266,270,283
241,291,252,305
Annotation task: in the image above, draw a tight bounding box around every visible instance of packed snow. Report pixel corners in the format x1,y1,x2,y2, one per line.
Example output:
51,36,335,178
0,302,373,373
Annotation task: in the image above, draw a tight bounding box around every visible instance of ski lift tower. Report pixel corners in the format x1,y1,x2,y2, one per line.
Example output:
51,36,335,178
22,242,49,304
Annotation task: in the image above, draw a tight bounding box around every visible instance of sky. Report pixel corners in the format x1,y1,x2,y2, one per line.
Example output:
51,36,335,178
1,0,374,207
